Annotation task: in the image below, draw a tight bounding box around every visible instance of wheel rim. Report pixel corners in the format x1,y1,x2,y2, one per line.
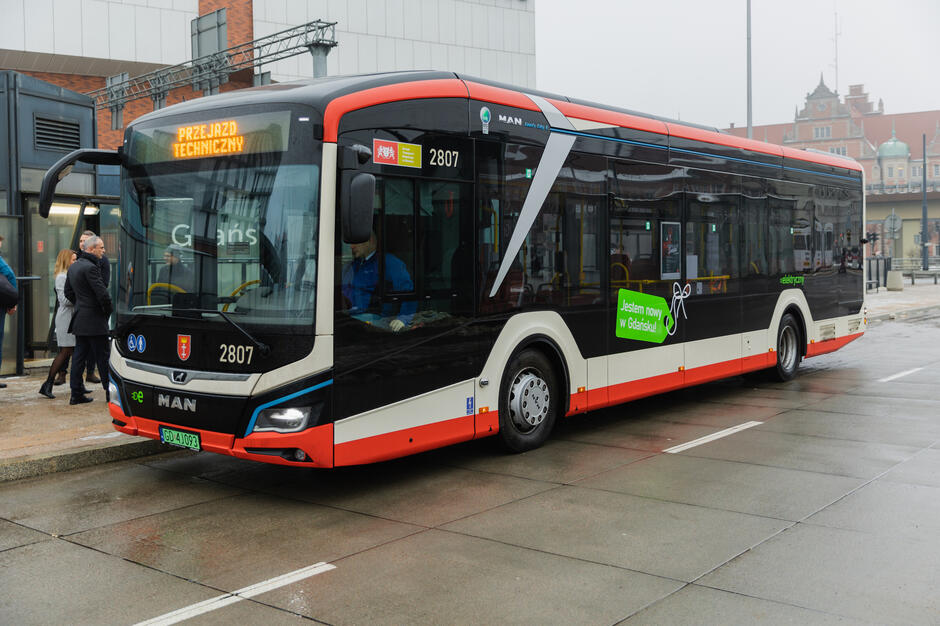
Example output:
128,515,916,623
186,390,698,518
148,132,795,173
508,369,550,432
779,325,798,372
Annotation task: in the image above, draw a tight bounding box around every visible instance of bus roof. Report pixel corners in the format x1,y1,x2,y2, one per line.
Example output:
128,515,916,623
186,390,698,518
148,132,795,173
129,70,862,174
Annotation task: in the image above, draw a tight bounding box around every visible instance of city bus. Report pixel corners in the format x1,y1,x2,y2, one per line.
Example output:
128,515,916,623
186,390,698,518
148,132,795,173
39,71,866,468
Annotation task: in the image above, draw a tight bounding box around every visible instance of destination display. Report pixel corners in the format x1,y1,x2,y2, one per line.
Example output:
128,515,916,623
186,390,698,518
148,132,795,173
130,110,292,164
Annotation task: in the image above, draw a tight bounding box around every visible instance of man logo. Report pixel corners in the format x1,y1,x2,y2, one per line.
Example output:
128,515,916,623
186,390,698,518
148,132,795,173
171,370,188,384
157,393,197,412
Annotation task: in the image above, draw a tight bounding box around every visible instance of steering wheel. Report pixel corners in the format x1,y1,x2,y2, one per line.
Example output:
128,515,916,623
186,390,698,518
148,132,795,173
222,280,261,312
147,283,186,305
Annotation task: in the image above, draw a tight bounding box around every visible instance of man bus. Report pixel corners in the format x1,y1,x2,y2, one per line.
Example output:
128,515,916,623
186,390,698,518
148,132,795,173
39,71,866,467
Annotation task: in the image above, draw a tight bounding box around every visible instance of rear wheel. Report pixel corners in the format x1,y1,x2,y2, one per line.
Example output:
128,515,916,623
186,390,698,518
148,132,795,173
771,313,801,381
497,349,560,452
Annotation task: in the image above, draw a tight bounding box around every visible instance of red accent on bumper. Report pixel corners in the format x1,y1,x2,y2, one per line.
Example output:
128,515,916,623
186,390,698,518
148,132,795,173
805,332,864,357
334,415,474,466
109,411,335,468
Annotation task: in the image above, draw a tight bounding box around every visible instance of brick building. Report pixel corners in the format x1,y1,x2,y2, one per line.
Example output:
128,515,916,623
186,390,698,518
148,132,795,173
726,76,940,260
0,0,536,369
1,0,537,150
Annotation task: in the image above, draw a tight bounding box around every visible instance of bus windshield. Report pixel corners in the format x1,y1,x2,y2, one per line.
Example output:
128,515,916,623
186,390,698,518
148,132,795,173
118,153,320,333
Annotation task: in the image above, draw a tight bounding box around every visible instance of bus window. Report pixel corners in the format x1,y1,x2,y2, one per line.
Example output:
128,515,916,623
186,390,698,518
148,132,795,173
338,176,416,332
685,183,741,296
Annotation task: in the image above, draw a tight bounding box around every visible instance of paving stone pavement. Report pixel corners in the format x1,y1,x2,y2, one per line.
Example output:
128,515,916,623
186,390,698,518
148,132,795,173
1,283,938,482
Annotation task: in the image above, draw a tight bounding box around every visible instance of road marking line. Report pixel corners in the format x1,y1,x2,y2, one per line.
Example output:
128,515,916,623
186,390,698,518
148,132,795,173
136,562,336,626
878,367,923,383
663,421,764,454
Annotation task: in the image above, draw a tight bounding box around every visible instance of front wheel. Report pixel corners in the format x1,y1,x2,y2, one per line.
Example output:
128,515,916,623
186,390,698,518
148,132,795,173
497,349,561,452
771,313,801,382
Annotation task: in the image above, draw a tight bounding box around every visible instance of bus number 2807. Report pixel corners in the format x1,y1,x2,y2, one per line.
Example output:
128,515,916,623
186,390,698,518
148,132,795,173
429,148,459,167
219,343,254,365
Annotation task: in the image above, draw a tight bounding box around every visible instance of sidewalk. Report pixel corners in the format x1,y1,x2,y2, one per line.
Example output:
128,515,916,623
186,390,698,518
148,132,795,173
3,282,940,482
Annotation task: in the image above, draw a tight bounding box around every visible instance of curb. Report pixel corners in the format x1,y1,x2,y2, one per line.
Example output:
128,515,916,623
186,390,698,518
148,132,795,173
0,439,171,483
868,304,940,323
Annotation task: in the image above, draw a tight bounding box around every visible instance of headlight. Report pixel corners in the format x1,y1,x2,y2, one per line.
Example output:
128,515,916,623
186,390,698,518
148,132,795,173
108,380,121,408
253,407,313,433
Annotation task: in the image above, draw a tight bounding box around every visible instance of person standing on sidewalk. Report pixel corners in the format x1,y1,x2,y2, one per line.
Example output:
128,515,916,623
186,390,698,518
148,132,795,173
39,249,79,399
77,230,110,384
65,235,112,404
0,234,18,388
54,230,111,386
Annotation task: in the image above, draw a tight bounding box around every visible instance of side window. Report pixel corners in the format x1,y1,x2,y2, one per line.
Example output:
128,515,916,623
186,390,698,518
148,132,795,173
417,179,474,317
477,141,544,313
338,175,472,332
609,159,682,301
685,171,741,296
338,176,417,332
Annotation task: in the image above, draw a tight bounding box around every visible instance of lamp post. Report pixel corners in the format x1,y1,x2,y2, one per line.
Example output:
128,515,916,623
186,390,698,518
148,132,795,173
923,134,929,270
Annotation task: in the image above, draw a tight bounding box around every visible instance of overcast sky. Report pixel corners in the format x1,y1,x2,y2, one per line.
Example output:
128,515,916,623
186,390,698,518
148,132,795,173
534,0,940,130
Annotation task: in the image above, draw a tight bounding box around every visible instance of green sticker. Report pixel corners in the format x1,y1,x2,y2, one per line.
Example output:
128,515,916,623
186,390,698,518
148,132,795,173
615,289,674,343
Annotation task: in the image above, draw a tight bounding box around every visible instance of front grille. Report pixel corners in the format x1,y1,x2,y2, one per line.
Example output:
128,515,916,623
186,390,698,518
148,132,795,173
34,116,81,152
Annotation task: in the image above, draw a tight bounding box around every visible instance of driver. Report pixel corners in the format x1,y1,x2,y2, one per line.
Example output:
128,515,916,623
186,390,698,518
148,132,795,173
156,244,195,294
341,231,415,331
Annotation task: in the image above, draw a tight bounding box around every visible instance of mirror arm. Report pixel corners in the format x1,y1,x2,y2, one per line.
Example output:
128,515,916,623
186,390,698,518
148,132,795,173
39,148,123,218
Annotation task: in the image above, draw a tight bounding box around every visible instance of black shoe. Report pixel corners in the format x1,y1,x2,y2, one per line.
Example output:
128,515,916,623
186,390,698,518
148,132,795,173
39,381,55,399
0,383,6,389
53,372,67,386
81,386,92,395
70,395,94,405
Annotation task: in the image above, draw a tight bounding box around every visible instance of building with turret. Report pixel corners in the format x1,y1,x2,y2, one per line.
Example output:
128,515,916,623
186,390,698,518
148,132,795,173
726,77,940,260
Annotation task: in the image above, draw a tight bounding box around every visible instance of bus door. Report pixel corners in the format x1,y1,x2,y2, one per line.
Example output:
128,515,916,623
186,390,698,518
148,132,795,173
334,172,480,423
607,160,684,403
681,173,743,384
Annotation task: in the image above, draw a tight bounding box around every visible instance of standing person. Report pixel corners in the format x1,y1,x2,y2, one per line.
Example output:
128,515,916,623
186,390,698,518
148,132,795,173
78,230,109,384
0,234,18,388
39,249,80,399
57,230,111,385
65,235,112,405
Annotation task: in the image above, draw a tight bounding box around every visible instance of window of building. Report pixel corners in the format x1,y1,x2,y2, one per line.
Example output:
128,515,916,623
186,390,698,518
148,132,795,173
887,166,894,178
934,164,940,177
813,126,832,139
828,146,847,156
898,168,904,178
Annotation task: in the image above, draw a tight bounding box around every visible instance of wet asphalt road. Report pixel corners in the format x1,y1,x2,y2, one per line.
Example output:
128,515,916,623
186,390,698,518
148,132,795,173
2,316,940,625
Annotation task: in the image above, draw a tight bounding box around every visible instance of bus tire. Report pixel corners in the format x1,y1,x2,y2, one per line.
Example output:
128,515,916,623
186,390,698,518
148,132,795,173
497,349,560,452
771,313,801,382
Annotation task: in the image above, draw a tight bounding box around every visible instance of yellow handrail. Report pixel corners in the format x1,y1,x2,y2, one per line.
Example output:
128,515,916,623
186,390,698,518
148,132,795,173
222,280,260,312
146,283,186,305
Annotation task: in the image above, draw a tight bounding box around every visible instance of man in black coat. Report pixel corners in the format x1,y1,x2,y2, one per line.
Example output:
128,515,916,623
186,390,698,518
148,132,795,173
65,235,113,404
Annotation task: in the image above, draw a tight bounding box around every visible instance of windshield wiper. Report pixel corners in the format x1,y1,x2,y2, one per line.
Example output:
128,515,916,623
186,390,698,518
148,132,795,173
168,308,271,357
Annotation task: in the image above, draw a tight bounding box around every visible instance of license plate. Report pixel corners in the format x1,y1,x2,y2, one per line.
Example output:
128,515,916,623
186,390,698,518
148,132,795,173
159,426,201,451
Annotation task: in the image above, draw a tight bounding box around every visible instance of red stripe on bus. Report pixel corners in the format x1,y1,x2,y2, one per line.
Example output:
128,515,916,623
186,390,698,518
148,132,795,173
666,122,784,158
334,414,475,466
780,146,862,171
805,332,863,357
323,78,469,142
550,99,668,135
463,80,541,111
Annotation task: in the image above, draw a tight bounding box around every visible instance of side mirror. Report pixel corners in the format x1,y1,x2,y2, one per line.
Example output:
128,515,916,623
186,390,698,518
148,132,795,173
342,172,375,244
39,148,122,218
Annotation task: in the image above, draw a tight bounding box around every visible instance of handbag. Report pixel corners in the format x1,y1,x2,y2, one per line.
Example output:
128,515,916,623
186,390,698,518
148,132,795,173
0,273,17,308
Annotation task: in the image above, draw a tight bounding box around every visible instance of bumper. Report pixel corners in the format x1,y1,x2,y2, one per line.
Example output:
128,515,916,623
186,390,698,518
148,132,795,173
109,402,334,467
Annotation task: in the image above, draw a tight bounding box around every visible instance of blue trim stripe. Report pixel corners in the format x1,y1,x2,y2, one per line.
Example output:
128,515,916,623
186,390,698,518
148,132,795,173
551,127,861,183
243,379,333,437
